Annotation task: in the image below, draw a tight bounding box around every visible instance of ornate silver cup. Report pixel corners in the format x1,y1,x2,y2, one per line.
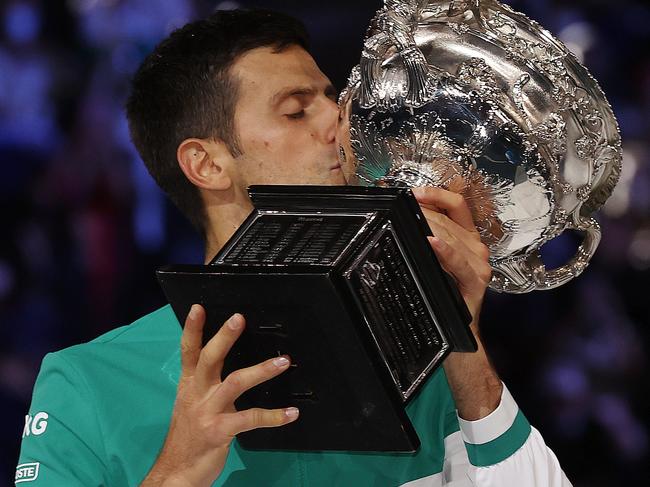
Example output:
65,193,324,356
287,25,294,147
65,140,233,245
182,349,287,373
338,0,622,293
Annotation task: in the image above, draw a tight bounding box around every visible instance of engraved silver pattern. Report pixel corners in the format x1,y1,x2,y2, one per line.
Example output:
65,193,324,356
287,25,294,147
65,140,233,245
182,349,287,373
338,0,622,293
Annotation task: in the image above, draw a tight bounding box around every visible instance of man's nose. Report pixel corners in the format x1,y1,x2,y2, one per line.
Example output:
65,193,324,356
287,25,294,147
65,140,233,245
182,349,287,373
318,96,339,144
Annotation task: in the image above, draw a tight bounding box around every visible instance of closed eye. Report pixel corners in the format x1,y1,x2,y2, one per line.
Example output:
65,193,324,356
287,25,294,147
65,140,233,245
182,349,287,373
286,110,305,120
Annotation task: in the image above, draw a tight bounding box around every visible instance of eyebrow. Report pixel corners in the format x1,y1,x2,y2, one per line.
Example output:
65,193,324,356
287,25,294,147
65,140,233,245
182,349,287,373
271,84,338,107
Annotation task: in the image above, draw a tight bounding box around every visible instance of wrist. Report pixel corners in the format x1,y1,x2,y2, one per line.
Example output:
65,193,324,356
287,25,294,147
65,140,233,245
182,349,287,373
142,445,229,487
443,335,502,420
452,377,502,421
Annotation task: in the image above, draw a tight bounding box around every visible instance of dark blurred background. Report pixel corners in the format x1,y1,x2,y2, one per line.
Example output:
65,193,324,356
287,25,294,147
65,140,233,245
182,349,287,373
1,0,648,485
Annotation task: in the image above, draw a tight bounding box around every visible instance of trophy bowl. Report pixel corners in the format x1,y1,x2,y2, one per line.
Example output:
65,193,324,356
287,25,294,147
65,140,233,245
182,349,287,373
337,0,622,293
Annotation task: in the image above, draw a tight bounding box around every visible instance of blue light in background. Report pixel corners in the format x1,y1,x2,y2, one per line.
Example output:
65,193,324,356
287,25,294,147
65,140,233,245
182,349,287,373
3,2,41,44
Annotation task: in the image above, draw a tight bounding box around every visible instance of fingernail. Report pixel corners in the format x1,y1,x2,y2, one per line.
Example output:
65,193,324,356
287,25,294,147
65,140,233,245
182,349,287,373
412,187,423,195
273,356,290,367
431,236,447,249
285,407,299,420
227,313,242,330
188,304,200,320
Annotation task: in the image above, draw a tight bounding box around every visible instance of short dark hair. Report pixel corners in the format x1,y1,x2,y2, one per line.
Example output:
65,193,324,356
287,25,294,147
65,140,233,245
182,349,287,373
126,9,309,236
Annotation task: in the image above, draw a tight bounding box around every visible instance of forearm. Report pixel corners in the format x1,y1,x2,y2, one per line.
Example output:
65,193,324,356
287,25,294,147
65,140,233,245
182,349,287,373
443,320,502,420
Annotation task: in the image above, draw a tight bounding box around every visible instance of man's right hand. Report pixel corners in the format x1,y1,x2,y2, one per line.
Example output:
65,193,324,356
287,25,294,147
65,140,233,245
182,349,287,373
141,304,298,487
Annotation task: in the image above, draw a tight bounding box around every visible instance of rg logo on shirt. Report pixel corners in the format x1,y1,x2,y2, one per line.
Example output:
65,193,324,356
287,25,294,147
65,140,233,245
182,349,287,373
22,412,48,438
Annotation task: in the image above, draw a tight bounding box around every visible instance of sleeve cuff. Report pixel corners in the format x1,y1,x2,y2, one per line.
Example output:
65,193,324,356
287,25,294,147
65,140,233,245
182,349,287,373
457,383,532,467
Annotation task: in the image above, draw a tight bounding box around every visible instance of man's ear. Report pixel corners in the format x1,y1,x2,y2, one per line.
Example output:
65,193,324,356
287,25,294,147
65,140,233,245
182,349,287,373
177,138,234,191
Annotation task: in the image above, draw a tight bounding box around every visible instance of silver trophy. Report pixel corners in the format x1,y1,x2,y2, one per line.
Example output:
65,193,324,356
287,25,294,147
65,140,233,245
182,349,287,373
337,0,622,293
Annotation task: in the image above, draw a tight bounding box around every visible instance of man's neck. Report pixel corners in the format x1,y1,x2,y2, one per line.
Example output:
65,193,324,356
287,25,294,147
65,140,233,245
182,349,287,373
203,196,254,264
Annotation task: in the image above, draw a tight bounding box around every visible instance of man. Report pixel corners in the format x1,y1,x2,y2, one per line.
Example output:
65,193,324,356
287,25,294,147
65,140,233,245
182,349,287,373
16,9,571,486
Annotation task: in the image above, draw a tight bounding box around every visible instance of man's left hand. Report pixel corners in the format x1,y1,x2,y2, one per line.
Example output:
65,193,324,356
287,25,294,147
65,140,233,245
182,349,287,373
412,186,502,421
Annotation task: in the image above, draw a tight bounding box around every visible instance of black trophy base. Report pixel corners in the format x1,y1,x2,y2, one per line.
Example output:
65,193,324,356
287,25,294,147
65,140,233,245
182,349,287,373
156,267,420,452
157,185,476,452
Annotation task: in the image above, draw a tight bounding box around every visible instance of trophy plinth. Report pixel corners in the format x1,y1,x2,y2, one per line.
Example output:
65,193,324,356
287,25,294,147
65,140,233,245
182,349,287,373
157,185,475,452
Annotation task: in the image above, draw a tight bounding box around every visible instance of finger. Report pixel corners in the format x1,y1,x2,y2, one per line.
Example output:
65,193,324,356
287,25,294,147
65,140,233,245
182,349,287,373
421,208,489,261
426,223,491,286
195,313,245,391
180,304,205,378
208,355,292,410
428,236,491,294
418,202,442,213
421,208,455,240
221,407,300,436
412,187,476,232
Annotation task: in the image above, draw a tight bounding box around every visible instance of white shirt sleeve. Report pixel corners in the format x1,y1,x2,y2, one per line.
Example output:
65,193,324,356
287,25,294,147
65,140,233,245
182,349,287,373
442,383,573,486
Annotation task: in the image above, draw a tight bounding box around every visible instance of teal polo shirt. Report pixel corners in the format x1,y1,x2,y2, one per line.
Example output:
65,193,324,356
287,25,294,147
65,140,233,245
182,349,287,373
16,305,530,486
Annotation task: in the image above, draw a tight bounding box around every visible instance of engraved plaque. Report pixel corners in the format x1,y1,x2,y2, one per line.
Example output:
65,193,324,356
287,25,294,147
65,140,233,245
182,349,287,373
344,223,448,401
215,212,372,266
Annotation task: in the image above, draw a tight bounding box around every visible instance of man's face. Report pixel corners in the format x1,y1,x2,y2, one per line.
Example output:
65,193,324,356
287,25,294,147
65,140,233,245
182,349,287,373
227,45,346,188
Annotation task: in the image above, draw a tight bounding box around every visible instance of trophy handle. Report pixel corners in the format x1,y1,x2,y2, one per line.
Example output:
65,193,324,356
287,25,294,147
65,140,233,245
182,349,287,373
490,216,601,293
359,1,438,109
